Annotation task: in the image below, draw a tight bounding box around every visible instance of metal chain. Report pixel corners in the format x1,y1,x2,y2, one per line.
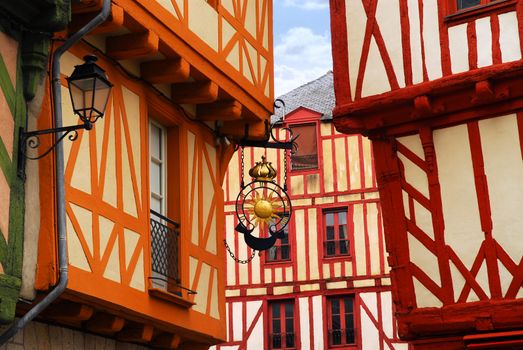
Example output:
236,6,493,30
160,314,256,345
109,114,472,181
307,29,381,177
224,239,257,264
240,146,245,188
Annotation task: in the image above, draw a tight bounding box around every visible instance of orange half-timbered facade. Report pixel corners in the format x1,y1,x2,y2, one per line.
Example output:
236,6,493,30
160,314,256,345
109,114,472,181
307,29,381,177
9,0,275,348
331,0,523,349
214,73,411,350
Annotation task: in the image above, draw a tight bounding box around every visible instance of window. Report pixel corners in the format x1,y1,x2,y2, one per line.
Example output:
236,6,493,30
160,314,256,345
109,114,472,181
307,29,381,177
290,123,318,171
270,300,296,349
149,121,181,294
150,121,166,215
267,216,291,262
324,210,350,257
457,0,481,10
328,296,355,347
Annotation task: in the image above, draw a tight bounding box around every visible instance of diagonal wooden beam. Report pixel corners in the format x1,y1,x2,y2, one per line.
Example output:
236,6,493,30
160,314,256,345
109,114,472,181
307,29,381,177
107,31,159,60
117,322,154,343
151,333,181,349
70,4,124,35
198,100,242,121
141,58,190,84
84,312,125,335
171,81,218,104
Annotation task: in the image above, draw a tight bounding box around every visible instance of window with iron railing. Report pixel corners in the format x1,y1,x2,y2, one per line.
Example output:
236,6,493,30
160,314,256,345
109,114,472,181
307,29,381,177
324,209,350,258
150,209,181,292
270,300,296,349
328,296,356,347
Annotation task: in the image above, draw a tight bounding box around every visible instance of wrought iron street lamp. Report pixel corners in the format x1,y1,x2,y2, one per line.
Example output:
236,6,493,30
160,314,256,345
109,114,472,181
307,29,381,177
18,55,113,178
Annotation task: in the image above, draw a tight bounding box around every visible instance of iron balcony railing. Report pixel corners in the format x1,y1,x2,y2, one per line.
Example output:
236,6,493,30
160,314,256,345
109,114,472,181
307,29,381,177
328,328,355,346
150,210,196,295
324,239,350,257
270,332,295,349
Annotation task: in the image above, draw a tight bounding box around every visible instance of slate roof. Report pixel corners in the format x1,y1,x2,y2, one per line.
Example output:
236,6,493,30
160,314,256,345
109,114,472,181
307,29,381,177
272,71,335,124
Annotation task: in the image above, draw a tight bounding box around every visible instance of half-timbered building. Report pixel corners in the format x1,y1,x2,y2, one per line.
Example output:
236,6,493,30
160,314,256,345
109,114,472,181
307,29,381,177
215,72,411,350
330,0,523,348
0,0,274,348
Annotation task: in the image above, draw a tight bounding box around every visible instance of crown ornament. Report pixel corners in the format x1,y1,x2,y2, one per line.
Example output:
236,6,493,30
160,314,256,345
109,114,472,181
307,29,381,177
249,156,277,181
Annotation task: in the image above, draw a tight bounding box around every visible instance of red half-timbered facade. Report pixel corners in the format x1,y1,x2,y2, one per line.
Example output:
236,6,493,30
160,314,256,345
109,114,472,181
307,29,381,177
330,0,523,348
214,73,411,350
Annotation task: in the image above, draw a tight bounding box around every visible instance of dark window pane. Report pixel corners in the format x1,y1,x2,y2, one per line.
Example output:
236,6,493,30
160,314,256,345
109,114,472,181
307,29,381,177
331,299,340,314
272,304,280,318
344,297,353,313
281,245,290,260
272,320,281,333
340,240,349,255
326,226,335,240
272,333,282,349
457,0,480,9
332,314,341,330
326,241,335,256
332,329,342,345
286,318,294,333
286,332,295,348
338,225,346,239
285,303,294,317
346,327,355,344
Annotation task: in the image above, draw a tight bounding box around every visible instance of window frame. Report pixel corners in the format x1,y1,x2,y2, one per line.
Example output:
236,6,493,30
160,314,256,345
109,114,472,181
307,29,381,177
288,122,320,174
445,0,516,23
268,299,297,350
322,208,351,259
265,214,292,264
149,120,167,216
326,295,357,349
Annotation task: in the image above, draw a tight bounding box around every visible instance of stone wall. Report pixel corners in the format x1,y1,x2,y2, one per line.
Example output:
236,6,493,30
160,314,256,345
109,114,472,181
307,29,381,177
0,321,151,350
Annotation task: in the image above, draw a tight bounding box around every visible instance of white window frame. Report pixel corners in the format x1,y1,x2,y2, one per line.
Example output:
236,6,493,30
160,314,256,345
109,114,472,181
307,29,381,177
149,120,167,216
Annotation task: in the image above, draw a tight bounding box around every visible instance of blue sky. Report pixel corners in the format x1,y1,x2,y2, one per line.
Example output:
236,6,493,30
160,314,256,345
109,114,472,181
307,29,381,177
273,0,332,96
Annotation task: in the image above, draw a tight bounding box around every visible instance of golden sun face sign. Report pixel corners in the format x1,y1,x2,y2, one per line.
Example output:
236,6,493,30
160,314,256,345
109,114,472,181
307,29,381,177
235,156,292,251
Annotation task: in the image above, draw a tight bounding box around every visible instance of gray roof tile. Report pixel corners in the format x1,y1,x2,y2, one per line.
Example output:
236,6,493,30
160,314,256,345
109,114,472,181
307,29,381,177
272,71,334,124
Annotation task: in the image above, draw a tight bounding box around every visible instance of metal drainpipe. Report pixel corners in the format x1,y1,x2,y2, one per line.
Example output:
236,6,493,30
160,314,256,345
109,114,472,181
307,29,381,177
0,0,111,344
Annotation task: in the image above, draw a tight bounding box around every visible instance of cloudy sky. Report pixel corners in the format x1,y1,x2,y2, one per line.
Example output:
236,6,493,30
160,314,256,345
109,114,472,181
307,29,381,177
273,0,332,96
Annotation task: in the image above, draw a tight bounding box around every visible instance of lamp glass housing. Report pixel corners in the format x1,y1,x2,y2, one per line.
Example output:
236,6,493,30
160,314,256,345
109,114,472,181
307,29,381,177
67,55,113,124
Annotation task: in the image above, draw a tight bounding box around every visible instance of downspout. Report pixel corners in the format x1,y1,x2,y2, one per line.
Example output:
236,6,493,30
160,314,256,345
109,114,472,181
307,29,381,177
0,0,111,344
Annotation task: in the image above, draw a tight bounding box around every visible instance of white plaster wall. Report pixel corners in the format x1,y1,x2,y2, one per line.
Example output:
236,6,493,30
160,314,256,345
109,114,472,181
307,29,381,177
448,24,469,74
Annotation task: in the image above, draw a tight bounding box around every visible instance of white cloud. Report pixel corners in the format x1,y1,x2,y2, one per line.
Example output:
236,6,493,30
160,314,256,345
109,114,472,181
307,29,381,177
274,26,332,96
282,0,329,10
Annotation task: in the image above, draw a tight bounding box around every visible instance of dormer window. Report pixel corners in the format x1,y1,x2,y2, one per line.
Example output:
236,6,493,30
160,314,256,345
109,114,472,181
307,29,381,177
290,123,318,172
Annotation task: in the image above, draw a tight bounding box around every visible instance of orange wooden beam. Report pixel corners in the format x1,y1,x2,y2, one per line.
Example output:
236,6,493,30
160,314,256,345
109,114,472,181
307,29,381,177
151,333,182,349
85,312,126,335
106,31,159,60
117,323,154,343
141,58,190,84
171,81,218,104
198,100,242,121
70,4,124,34
72,0,103,14
45,301,94,322
220,120,267,140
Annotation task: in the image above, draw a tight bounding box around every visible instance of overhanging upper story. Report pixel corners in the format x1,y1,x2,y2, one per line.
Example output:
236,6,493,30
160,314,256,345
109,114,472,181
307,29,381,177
71,0,274,139
331,0,523,136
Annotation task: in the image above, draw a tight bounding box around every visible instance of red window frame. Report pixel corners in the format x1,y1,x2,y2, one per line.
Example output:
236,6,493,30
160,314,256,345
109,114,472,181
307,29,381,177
323,209,350,258
445,0,515,21
289,123,319,172
269,300,296,349
327,296,356,348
